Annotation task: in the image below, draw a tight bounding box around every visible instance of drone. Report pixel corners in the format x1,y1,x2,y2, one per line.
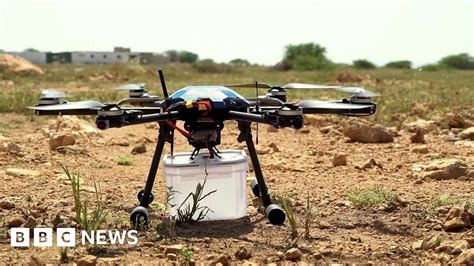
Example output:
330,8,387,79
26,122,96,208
30,70,378,226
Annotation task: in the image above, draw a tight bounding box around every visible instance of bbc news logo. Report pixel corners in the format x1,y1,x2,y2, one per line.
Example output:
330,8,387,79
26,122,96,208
11,228,138,247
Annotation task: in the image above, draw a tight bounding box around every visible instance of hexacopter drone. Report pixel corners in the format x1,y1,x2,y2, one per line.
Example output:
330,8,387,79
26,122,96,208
30,70,378,226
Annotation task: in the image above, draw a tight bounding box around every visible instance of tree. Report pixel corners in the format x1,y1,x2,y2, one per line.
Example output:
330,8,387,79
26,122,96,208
179,51,199,64
278,43,333,71
229,58,250,66
439,53,474,70
24,48,40,52
384,60,412,69
353,59,376,69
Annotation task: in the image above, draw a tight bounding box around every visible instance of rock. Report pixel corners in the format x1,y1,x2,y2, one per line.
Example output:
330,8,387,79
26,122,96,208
421,234,443,250
350,235,362,242
452,240,470,255
166,253,178,261
77,255,97,266
131,143,146,154
410,128,426,144
235,246,252,260
212,254,230,265
0,199,16,210
268,142,280,152
0,54,44,75
164,244,184,255
30,255,43,266
404,119,437,133
412,145,429,154
50,134,76,151
444,217,468,232
412,240,424,250
421,159,469,180
455,248,474,264
343,124,394,143
299,128,310,134
459,127,474,140
317,220,332,229
356,158,382,170
5,215,26,228
443,205,473,232
284,247,303,261
22,216,37,228
319,126,332,134
436,113,471,129
1,142,22,154
257,147,271,155
6,168,40,177
332,153,348,167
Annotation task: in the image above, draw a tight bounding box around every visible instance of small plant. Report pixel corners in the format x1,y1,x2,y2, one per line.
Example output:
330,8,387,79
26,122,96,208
435,235,444,246
180,247,194,262
430,194,454,212
175,178,217,223
281,197,298,239
304,193,313,240
347,186,398,208
61,163,108,232
165,186,180,238
117,155,134,166
59,247,68,263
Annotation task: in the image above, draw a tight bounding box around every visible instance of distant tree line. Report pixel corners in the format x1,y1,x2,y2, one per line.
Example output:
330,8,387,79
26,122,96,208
7,45,473,71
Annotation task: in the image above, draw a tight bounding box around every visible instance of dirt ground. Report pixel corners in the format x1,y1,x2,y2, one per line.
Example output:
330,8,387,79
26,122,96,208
0,109,473,264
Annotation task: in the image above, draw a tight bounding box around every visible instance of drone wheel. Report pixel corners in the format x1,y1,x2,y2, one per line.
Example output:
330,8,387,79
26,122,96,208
265,204,286,225
250,179,260,197
137,190,154,204
130,206,149,228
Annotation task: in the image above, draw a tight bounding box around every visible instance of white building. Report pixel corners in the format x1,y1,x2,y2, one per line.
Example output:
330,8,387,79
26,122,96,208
71,52,139,64
8,52,47,64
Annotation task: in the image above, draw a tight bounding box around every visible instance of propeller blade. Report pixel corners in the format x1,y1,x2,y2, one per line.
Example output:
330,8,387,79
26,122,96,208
30,100,107,115
335,87,380,97
247,97,285,107
297,100,376,115
116,83,146,91
223,83,273,89
281,83,342,90
40,89,68,99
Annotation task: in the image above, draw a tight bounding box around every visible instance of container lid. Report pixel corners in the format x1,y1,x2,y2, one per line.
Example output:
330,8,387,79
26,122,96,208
164,150,247,168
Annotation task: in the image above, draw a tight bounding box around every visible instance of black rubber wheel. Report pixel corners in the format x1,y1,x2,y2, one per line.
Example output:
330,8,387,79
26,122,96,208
265,204,286,225
250,179,260,197
130,206,149,227
137,190,154,204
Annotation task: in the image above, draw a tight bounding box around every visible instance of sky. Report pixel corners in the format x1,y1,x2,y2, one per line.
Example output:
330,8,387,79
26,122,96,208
0,0,473,67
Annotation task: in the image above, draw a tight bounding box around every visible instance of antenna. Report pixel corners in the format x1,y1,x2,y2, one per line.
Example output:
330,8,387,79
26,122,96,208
158,69,169,99
255,81,259,145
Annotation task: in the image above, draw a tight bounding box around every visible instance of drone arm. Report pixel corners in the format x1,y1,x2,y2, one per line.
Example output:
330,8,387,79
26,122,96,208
96,111,181,130
227,111,269,124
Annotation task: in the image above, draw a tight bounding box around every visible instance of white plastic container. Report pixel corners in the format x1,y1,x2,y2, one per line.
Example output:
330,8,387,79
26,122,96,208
163,150,248,221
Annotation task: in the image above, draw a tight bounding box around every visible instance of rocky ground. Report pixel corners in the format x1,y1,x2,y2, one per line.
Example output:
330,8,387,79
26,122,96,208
0,111,473,264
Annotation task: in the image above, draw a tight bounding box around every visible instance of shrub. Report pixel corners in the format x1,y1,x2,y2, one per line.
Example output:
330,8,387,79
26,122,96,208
385,60,412,69
229,58,250,66
347,186,399,208
353,59,376,69
420,64,441,71
179,51,199,64
439,53,474,69
193,59,233,73
278,42,333,71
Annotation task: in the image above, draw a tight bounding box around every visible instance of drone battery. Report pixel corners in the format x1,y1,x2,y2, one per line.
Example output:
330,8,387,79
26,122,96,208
163,150,248,221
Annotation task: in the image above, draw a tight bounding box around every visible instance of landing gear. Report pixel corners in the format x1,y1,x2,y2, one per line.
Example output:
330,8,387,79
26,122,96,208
130,124,168,227
239,122,286,225
137,190,154,204
130,206,149,227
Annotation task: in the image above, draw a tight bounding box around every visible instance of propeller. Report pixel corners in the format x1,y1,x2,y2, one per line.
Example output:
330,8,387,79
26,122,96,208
40,89,68,99
247,97,285,107
116,83,146,91
32,100,106,110
224,82,380,100
224,82,340,90
297,100,376,115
